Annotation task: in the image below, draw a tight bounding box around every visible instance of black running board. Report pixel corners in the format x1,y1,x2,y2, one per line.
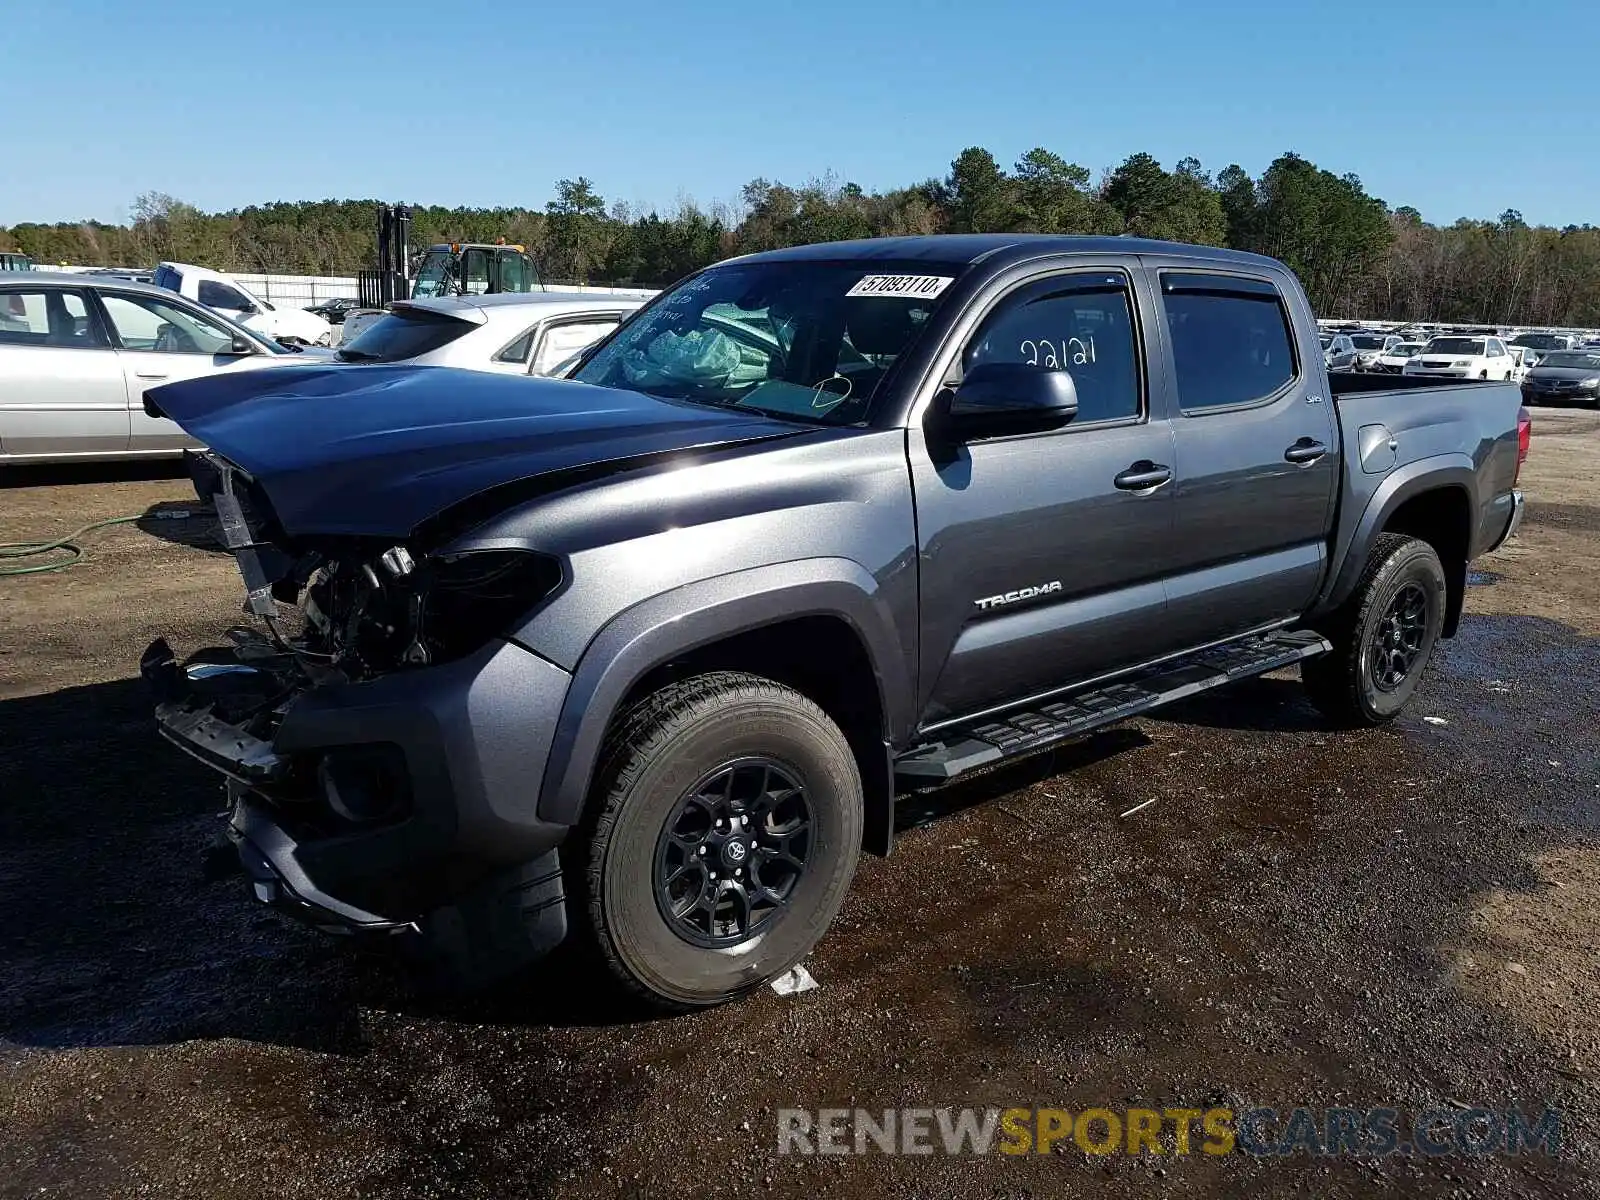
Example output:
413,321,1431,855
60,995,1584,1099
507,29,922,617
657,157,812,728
894,630,1330,784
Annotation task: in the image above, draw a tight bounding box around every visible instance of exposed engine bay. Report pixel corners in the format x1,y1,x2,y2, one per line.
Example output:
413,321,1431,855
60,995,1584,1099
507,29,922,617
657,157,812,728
187,448,558,687
141,449,560,824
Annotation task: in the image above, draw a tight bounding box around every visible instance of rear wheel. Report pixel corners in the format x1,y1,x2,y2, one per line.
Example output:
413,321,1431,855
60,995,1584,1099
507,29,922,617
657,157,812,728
579,671,862,1009
1303,534,1446,727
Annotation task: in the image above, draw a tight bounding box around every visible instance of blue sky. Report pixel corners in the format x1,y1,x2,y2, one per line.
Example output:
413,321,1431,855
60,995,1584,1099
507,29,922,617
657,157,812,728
3,0,1594,229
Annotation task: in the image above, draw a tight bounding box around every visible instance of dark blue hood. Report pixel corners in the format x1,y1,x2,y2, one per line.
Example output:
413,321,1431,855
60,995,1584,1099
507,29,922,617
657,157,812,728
145,365,802,539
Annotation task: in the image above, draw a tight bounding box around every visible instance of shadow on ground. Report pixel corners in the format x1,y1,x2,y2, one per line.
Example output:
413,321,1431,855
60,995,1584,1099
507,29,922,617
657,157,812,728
0,458,187,490
135,498,225,554
0,677,643,1054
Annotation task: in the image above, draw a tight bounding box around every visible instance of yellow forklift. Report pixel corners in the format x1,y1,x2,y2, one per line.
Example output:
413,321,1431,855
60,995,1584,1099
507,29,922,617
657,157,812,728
358,204,541,307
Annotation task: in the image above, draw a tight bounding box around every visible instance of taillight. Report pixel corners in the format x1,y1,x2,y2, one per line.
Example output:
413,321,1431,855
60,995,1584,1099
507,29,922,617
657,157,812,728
1515,406,1531,485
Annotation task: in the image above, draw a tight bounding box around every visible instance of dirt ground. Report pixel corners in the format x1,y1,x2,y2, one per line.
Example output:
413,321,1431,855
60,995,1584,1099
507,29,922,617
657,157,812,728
1,410,1597,1199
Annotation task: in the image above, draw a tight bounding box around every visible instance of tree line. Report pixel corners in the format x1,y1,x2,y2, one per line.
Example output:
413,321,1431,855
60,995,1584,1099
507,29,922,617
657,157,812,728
4,148,1598,327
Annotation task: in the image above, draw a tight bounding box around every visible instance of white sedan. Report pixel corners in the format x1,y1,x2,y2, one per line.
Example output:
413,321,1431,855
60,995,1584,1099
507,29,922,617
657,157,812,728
1402,335,1517,381
1371,340,1426,374
0,271,329,463
333,292,649,376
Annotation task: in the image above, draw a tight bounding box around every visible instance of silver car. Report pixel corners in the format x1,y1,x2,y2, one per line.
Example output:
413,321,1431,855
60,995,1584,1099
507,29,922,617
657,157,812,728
0,271,327,463
332,292,648,376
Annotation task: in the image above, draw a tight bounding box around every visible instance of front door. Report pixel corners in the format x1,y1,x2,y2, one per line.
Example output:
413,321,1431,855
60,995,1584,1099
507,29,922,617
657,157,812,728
911,267,1179,729
0,286,128,457
95,290,258,452
1150,267,1340,647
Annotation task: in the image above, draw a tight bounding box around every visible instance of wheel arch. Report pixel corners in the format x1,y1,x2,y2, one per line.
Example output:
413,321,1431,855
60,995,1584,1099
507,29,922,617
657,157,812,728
1318,458,1477,637
533,558,914,856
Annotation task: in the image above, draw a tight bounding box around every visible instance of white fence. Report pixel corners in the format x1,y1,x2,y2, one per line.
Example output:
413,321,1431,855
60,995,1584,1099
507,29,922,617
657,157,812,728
232,273,358,309
230,273,660,309
48,265,659,310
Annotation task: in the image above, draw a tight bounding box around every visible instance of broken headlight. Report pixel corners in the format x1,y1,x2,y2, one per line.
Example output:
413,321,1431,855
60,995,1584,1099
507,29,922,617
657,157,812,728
299,548,560,677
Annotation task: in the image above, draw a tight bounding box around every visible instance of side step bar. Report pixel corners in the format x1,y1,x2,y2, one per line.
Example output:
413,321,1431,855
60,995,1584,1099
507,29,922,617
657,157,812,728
894,630,1330,785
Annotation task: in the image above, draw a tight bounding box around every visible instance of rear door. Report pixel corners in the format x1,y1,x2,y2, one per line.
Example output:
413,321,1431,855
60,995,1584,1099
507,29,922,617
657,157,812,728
910,264,1180,728
0,285,128,457
1148,265,1339,646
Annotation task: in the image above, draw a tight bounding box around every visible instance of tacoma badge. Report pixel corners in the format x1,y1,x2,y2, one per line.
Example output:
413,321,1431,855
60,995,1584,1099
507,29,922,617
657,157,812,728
974,581,1063,610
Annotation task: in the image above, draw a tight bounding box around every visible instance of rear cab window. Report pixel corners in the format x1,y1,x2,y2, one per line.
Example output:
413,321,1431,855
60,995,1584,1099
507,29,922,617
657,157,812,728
337,308,474,363
1159,273,1298,412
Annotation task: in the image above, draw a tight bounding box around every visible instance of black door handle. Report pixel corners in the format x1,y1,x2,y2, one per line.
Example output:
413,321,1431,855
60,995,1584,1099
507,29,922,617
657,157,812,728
1114,461,1173,491
1284,438,1327,464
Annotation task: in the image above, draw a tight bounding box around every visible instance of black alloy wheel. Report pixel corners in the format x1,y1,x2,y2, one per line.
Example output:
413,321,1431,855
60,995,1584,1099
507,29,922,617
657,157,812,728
1369,582,1429,692
654,757,812,948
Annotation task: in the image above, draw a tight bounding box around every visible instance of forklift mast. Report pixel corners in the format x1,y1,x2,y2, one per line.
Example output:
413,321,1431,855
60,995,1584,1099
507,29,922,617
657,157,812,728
358,203,411,308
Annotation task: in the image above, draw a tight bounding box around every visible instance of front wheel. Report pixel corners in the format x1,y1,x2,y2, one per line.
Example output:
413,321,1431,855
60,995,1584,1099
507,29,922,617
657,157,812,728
579,671,863,1009
1303,534,1447,727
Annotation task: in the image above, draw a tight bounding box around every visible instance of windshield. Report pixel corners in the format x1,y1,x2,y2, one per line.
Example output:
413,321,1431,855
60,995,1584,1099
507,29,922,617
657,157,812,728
1538,352,1600,369
571,261,959,425
1426,338,1485,355
1391,343,1423,355
336,307,473,362
411,249,454,299
1351,335,1386,349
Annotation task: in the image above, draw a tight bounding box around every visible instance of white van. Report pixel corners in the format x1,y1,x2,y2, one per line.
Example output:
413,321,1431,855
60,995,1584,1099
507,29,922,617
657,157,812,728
153,262,333,347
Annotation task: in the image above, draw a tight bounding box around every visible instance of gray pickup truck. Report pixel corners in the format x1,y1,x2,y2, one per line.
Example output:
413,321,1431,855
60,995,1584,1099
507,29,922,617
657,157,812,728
141,235,1529,1008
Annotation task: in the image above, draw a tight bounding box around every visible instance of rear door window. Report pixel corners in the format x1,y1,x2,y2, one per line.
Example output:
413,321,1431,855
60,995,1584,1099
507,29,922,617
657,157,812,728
1160,274,1298,411
532,318,621,375
336,308,474,362
0,288,104,347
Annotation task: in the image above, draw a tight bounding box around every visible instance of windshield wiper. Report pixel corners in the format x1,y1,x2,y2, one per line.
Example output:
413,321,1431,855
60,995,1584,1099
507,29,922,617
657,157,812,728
335,348,380,362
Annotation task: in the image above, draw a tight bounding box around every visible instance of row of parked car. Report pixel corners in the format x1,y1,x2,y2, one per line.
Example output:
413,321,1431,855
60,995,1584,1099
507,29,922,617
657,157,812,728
0,268,645,462
1321,328,1600,406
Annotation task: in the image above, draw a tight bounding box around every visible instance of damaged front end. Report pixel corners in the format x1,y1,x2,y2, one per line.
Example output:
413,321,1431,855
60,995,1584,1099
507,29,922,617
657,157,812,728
143,450,572,969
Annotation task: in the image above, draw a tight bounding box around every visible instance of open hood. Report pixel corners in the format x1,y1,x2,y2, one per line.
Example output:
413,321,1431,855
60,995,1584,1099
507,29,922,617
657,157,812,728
145,366,803,539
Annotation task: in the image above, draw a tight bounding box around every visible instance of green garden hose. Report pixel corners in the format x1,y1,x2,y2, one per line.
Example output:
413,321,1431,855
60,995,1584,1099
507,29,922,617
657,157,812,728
0,514,148,577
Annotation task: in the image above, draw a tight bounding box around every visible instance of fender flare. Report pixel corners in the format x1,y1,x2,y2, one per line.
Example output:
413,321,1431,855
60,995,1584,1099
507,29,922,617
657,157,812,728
1315,454,1478,619
533,558,914,830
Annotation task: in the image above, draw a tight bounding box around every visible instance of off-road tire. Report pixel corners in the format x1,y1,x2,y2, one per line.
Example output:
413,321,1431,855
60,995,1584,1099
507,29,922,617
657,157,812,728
1303,534,1447,727
579,671,862,1009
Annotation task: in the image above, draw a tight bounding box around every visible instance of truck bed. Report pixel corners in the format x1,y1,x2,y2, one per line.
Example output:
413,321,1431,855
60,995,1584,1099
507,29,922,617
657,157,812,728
1320,371,1523,620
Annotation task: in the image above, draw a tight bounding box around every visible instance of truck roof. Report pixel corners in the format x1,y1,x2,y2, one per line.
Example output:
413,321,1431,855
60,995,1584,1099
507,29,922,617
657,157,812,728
728,234,1287,272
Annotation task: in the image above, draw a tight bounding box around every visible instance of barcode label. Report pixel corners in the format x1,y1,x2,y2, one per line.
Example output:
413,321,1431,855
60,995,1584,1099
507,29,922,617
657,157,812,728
845,274,954,299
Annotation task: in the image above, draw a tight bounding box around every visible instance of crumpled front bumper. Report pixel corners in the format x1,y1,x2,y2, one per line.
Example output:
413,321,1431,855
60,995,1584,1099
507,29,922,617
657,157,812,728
143,635,578,980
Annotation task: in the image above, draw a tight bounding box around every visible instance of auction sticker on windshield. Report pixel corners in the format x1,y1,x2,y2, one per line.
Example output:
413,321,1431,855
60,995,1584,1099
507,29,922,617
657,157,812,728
846,275,954,299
